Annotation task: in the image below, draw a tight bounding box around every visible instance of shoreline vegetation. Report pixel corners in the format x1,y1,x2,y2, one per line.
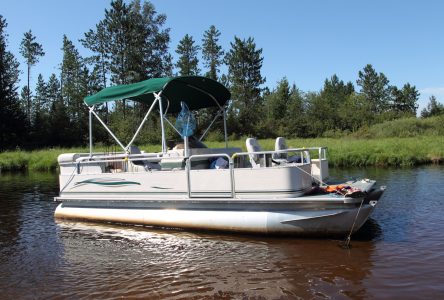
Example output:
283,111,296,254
1,116,443,172
0,136,442,172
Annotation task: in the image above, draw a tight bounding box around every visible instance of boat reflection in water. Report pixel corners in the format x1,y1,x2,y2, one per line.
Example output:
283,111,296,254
55,219,380,299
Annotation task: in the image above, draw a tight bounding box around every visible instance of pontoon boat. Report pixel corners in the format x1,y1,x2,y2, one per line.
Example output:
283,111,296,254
54,76,385,236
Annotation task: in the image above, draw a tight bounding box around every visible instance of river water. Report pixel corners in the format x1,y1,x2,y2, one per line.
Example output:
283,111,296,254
0,166,443,299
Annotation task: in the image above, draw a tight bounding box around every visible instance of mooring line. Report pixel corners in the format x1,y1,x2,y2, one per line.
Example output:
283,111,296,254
341,197,365,249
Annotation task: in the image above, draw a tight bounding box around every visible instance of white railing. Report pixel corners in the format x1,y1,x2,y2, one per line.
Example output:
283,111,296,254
186,153,235,198
58,147,329,195
232,148,311,166
59,147,327,169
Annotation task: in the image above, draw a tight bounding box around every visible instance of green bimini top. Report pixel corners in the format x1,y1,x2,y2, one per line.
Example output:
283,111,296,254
84,76,231,113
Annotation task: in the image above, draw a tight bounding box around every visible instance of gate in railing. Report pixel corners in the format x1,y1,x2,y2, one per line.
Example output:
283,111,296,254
186,153,235,198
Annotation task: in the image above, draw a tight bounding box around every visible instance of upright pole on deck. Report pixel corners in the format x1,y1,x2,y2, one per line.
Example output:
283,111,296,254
89,107,93,158
223,108,228,148
157,92,166,153
184,136,189,157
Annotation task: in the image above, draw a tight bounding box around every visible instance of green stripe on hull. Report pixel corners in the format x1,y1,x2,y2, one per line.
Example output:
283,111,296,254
72,178,141,189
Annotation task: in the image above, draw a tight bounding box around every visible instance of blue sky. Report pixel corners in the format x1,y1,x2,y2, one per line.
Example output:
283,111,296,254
1,0,443,112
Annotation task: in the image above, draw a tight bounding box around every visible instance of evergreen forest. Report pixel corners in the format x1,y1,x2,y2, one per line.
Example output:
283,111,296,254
1,0,443,151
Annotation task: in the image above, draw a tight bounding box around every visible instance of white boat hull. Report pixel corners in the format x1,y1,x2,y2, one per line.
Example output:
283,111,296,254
55,150,384,236
55,201,377,236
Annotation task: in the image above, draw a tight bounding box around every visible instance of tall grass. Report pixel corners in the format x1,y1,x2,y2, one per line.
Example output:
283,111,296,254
0,148,86,172
350,115,444,138
288,137,443,167
211,136,443,167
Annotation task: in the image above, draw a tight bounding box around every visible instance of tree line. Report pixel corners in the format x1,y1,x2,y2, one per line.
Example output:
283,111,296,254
1,0,443,151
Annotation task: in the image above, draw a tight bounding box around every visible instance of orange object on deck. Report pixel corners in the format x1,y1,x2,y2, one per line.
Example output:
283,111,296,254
324,184,347,193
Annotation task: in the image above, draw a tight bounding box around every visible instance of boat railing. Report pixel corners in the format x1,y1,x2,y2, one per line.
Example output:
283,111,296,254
59,152,165,174
80,153,161,162
187,153,235,198
57,152,160,163
232,146,328,183
232,148,313,167
58,147,328,182
307,147,329,183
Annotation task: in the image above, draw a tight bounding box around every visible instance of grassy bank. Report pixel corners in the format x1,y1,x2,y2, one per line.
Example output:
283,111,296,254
1,136,442,172
206,136,444,167
0,148,85,172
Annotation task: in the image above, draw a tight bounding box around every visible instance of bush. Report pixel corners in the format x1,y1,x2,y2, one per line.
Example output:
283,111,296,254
205,130,225,142
322,129,350,138
350,116,444,138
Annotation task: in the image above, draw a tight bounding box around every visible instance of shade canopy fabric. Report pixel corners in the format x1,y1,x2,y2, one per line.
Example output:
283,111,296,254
84,76,231,113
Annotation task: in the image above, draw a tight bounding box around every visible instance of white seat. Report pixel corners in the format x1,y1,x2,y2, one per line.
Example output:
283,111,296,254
272,137,301,165
273,137,288,161
246,138,262,168
129,146,161,171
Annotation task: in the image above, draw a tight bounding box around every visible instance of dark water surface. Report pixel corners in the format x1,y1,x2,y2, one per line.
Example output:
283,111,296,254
0,167,443,299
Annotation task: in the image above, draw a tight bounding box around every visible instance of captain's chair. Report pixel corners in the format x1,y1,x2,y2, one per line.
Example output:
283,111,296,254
273,137,288,162
246,138,262,168
129,146,161,171
272,137,301,165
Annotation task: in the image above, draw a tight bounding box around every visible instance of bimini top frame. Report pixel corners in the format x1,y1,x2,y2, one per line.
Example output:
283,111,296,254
84,76,232,157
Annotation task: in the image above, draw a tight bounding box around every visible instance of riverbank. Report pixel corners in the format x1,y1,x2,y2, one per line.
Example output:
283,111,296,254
1,136,442,172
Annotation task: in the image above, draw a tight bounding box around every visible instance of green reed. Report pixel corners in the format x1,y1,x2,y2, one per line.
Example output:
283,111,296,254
0,136,442,172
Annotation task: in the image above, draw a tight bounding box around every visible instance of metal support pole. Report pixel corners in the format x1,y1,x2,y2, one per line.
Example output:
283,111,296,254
186,158,191,198
157,92,166,154
163,117,181,136
199,110,222,141
125,97,158,151
319,147,323,183
90,108,126,152
223,108,228,148
184,136,189,157
89,107,93,158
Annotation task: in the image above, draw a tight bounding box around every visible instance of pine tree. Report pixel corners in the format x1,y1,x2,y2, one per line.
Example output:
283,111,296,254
175,34,200,76
390,83,419,116
46,73,72,146
61,35,83,116
202,25,224,80
225,36,265,135
19,30,44,124
81,21,110,118
286,84,307,137
46,73,61,108
338,93,373,132
100,0,171,83
81,21,109,88
0,16,26,150
34,74,48,115
103,0,131,85
61,35,88,145
19,86,31,116
30,74,50,147
49,95,72,147
264,78,291,136
95,0,171,119
421,95,444,118
134,0,172,78
317,74,354,132
357,64,390,114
